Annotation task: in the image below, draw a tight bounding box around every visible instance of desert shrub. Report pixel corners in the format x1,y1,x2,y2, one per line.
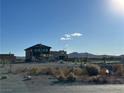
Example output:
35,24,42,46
27,67,58,75
14,68,28,74
113,64,124,76
66,72,76,82
38,67,55,75
39,67,48,74
28,67,56,75
54,68,67,81
88,75,107,84
86,64,100,76
73,67,83,76
73,67,88,76
101,64,113,72
57,75,66,81
81,68,88,75
100,68,109,76
21,67,29,73
13,69,22,74
97,76,107,84
28,67,70,76
53,68,76,82
88,76,99,83
51,68,63,76
61,67,72,76
45,67,54,75
29,67,39,75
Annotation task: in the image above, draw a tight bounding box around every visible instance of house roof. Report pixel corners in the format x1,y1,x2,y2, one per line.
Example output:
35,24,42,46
25,44,51,50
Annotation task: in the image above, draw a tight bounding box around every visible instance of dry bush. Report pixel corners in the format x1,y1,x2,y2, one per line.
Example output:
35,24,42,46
54,67,88,81
61,67,72,76
22,67,58,76
73,67,88,76
43,67,53,75
36,67,56,75
87,75,107,84
28,67,57,75
86,64,100,76
23,67,70,76
29,67,39,75
113,64,124,76
50,67,62,76
88,76,99,82
52,67,76,82
13,67,29,74
55,70,67,81
100,68,108,76
56,75,66,81
81,68,89,75
22,67,29,72
73,67,83,76
66,72,76,82
44,67,66,79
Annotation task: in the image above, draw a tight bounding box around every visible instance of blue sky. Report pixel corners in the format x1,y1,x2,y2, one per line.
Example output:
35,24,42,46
1,0,124,56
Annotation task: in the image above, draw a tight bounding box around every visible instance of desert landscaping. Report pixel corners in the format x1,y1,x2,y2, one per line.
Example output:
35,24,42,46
2,62,124,84
1,62,124,93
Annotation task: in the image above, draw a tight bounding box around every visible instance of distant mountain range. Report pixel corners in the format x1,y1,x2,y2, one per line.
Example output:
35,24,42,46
68,52,122,58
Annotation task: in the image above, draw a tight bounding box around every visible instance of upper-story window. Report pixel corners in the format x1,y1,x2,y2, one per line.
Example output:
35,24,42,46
42,48,49,52
34,49,41,52
46,49,48,52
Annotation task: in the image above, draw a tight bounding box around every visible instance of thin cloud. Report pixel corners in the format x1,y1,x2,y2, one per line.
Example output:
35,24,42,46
71,33,82,37
60,32,82,41
64,34,71,38
60,37,71,41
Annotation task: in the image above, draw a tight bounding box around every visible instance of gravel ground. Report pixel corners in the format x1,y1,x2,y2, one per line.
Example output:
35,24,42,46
28,85,124,93
0,65,30,93
23,75,124,93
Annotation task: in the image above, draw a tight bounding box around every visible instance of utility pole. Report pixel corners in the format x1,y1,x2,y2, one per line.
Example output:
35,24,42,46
103,55,107,64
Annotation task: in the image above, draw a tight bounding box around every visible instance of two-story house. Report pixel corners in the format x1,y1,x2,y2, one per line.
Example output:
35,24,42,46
25,44,51,62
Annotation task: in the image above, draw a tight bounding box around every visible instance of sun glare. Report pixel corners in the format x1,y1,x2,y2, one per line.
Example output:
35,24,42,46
108,0,124,16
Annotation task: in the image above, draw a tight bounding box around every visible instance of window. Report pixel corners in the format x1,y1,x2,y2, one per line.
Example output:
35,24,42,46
34,49,40,52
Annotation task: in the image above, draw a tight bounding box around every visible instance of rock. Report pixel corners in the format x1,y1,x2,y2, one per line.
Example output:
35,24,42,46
23,75,32,81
